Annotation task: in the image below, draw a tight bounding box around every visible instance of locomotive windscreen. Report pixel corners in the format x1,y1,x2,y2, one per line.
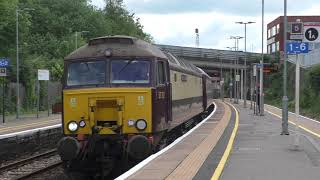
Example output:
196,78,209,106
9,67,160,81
111,60,150,84
67,60,106,86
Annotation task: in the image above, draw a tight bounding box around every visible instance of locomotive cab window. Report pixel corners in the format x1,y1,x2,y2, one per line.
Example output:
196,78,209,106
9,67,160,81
157,61,166,85
111,60,150,84
67,61,106,86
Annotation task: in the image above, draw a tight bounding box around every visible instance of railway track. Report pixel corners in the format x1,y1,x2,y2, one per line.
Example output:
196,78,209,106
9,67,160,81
0,149,62,180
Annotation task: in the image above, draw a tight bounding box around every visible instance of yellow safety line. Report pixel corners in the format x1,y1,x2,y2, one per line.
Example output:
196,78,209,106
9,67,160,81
0,119,60,132
265,110,320,138
211,102,239,180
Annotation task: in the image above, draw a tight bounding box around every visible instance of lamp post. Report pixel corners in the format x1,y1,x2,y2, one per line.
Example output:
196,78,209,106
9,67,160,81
218,52,224,101
230,36,244,104
16,7,34,119
282,0,289,135
259,0,265,116
236,21,256,108
226,46,236,102
75,31,89,49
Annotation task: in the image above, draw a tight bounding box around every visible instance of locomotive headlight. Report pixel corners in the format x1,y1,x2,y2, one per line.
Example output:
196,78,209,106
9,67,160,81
135,119,147,131
68,121,79,132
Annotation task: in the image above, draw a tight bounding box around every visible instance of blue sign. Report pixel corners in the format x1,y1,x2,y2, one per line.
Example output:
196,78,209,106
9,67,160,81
286,42,309,54
0,58,10,67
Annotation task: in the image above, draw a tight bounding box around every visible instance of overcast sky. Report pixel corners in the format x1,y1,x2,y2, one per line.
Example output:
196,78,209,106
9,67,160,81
91,0,320,53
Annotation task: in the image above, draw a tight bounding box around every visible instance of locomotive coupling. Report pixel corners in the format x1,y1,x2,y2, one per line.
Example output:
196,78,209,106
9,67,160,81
57,136,80,161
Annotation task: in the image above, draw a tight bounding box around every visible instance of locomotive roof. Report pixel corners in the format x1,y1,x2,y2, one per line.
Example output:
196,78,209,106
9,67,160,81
64,35,209,78
64,35,167,60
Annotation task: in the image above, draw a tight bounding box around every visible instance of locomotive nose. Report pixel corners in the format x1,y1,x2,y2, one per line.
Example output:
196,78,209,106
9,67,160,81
57,137,80,161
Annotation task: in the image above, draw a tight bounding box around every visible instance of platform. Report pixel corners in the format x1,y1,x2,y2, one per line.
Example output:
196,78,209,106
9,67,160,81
116,100,236,180
220,102,320,180
0,114,61,136
116,99,320,180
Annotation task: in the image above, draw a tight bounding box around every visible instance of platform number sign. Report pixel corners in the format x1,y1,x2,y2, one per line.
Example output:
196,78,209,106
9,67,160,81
292,23,302,34
286,42,309,54
304,25,320,42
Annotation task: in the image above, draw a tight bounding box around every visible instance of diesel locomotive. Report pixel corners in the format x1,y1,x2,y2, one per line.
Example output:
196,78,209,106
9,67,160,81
57,35,217,178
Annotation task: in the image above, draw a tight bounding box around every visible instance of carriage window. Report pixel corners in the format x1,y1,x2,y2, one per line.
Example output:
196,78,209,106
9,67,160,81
67,61,105,86
157,61,165,85
111,60,150,84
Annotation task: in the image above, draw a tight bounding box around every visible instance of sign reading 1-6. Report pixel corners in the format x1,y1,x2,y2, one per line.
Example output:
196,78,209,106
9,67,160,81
286,42,309,54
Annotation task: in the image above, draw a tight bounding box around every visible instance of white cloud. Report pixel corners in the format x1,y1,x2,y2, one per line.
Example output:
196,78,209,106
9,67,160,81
91,0,320,53
139,12,282,53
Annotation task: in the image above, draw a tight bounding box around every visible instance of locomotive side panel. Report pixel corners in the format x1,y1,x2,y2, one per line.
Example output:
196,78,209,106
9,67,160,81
169,68,203,129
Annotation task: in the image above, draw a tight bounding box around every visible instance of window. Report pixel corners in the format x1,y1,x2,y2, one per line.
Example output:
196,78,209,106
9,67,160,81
276,41,279,52
181,74,187,82
271,43,276,53
111,60,150,84
268,29,271,38
174,73,177,82
157,61,165,85
276,24,280,34
67,61,105,86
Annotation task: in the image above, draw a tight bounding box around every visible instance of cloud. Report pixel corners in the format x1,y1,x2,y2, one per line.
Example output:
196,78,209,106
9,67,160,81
90,0,320,53
138,11,282,52
124,0,317,16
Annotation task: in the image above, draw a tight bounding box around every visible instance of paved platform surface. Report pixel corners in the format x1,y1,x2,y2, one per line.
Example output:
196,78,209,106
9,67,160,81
0,114,61,135
220,102,320,180
123,100,234,180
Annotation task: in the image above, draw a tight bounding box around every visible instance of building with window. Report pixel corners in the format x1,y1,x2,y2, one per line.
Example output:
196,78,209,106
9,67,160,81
267,16,320,54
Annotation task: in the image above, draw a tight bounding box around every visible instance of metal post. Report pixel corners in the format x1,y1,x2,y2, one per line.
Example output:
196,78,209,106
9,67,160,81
294,54,301,148
220,54,224,101
233,40,237,104
16,8,20,119
37,80,40,118
75,31,78,49
250,68,253,109
256,69,259,115
236,38,239,104
282,0,289,135
236,21,255,107
244,23,247,107
230,61,233,102
2,77,5,123
260,0,265,116
47,81,49,117
241,69,244,100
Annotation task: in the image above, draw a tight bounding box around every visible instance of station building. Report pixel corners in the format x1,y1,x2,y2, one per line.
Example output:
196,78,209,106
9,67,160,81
267,16,320,54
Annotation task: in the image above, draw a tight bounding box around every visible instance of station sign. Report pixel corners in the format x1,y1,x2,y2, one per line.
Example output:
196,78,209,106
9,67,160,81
236,75,240,82
0,68,6,77
286,42,309,54
291,23,303,34
38,69,50,80
303,24,320,42
0,58,10,67
290,34,304,40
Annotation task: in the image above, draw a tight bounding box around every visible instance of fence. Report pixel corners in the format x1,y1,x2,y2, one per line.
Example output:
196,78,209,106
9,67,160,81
0,81,62,122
